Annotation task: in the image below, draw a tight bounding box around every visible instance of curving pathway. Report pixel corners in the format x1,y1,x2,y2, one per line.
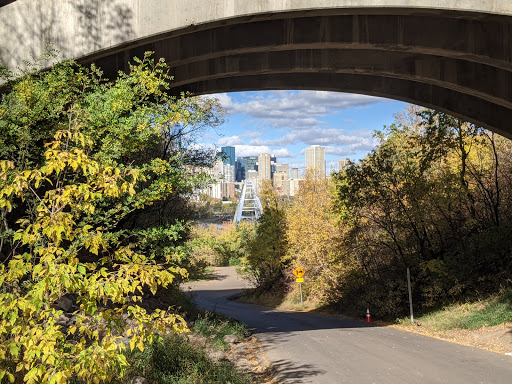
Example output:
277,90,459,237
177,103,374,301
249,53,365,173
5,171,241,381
183,267,512,384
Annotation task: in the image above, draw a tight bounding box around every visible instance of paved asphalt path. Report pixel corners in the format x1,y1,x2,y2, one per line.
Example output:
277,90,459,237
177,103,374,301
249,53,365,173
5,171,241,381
182,267,512,383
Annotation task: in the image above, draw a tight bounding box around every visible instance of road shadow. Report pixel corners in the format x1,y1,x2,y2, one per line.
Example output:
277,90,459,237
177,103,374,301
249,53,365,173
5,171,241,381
188,287,379,335
184,288,249,302
267,360,326,382
215,273,229,281
185,266,379,334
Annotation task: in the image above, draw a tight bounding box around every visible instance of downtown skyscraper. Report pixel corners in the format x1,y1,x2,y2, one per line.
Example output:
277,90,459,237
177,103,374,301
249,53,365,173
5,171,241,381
221,146,236,182
258,153,272,181
305,145,326,178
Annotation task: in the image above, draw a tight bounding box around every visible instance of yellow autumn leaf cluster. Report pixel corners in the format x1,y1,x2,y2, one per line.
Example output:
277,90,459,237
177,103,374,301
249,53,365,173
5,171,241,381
286,170,343,299
0,51,225,383
0,128,188,383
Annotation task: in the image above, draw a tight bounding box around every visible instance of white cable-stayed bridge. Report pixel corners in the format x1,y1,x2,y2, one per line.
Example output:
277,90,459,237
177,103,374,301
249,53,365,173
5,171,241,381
233,180,263,224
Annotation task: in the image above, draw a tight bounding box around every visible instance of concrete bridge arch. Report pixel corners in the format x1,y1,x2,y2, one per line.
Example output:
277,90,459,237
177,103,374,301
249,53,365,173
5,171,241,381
1,1,512,136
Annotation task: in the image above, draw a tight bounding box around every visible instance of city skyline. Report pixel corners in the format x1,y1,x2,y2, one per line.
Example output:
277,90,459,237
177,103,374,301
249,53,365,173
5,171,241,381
202,90,409,171
218,144,346,182
200,90,409,200
219,142,355,177
204,144,339,200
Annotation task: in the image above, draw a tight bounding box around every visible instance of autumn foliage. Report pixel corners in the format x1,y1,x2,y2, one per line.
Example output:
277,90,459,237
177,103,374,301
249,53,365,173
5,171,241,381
286,170,343,301
0,54,222,383
243,106,512,320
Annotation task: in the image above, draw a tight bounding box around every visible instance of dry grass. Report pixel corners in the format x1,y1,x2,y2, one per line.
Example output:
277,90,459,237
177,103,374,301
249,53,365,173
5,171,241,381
393,320,512,354
392,289,512,354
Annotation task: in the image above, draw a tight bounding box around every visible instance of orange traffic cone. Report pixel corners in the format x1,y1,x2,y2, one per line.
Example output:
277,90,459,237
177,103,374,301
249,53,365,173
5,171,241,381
366,308,372,323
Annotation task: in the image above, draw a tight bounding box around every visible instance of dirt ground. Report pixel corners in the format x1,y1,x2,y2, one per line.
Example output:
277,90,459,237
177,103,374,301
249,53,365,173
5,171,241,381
391,321,512,355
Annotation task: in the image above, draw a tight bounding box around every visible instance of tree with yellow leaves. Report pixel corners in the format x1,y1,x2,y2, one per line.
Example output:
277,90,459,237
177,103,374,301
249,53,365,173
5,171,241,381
286,170,343,301
0,53,222,383
245,181,289,290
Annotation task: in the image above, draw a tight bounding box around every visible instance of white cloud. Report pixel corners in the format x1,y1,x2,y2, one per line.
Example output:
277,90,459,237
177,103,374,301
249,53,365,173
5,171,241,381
208,93,234,110
272,148,295,159
231,145,272,157
189,142,216,151
348,139,377,152
232,145,294,158
324,146,354,156
241,131,262,139
214,91,384,131
250,128,374,147
218,136,244,146
201,90,400,166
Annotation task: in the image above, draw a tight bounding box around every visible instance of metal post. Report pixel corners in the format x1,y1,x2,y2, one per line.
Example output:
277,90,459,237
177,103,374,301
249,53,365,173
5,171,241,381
299,282,303,305
407,267,414,323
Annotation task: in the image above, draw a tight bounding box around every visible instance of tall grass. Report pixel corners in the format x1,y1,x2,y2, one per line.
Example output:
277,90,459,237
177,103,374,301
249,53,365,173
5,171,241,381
125,334,253,384
193,312,251,350
404,288,512,330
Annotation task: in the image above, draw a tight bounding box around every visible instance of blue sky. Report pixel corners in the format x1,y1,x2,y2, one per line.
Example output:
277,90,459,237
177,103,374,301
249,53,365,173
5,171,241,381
202,90,409,171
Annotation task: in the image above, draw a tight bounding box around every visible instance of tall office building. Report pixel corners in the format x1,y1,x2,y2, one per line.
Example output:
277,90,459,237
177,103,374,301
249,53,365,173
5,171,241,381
290,168,301,179
246,156,258,171
289,179,304,197
235,160,244,182
210,157,224,180
246,169,258,181
305,145,326,178
236,156,258,181
220,146,236,182
339,158,351,171
221,146,236,166
258,153,272,181
270,155,277,178
273,171,290,196
275,163,290,176
273,164,290,196
222,164,235,182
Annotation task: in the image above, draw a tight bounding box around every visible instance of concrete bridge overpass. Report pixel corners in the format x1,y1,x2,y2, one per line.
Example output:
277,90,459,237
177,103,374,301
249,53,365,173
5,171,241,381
2,1,512,137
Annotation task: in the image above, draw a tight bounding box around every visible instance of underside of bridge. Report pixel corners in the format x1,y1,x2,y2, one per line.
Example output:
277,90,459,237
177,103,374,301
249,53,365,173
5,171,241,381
1,2,512,137
83,9,512,137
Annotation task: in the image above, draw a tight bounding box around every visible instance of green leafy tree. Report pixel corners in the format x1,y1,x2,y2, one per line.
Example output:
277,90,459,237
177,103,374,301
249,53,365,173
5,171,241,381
331,107,512,317
213,221,255,266
0,53,222,383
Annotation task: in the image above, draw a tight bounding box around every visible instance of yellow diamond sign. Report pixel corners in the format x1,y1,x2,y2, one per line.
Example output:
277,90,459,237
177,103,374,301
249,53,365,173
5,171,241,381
293,267,305,278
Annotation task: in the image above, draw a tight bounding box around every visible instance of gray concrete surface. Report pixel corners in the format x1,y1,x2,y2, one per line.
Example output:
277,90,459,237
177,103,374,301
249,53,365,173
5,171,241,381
184,266,512,384
2,1,512,135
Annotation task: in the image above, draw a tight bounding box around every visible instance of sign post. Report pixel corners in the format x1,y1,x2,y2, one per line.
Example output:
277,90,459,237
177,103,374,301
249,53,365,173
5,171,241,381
407,267,414,323
299,280,303,305
293,267,305,305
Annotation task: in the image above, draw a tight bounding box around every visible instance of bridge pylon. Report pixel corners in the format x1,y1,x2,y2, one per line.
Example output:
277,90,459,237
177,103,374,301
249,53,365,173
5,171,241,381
234,180,263,223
